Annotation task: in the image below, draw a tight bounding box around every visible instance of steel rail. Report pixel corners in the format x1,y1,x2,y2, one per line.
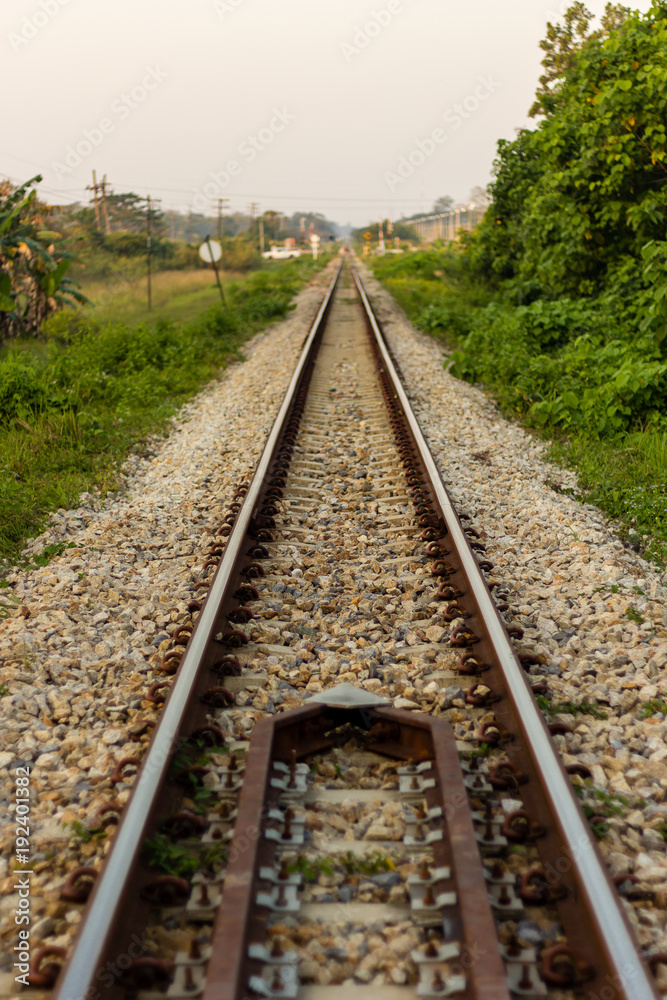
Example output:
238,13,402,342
53,260,343,1000
352,262,658,1000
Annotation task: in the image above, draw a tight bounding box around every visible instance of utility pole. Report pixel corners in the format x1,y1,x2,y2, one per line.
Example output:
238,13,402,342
248,201,259,249
259,217,265,255
216,198,228,246
145,195,161,311
99,175,111,234
87,170,101,231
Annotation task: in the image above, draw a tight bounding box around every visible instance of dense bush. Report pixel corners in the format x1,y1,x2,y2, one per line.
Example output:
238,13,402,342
0,359,68,423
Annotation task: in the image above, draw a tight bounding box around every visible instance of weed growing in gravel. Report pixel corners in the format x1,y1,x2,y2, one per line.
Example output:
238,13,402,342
574,783,636,838
462,743,494,760
288,855,336,882
66,821,107,843
593,583,645,596
0,590,20,619
339,850,395,876
641,699,667,718
23,540,76,572
142,832,226,878
625,606,646,625
536,695,608,720
288,851,395,883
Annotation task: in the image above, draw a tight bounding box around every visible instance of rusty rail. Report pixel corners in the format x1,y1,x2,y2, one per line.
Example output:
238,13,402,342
202,694,510,1000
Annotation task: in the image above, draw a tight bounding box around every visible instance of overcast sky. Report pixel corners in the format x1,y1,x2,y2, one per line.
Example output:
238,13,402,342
1,0,655,227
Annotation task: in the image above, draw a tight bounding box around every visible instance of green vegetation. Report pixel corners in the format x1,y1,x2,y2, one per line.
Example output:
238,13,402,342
371,2,667,564
142,832,227,878
536,695,608,719
79,269,237,328
574,782,634,838
0,254,330,568
339,850,395,876
0,591,20,620
288,850,395,882
288,855,336,882
0,176,87,340
66,821,107,844
640,698,667,717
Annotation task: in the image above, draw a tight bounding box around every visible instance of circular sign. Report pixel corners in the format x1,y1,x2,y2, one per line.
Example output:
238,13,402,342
199,239,222,263
364,232,372,240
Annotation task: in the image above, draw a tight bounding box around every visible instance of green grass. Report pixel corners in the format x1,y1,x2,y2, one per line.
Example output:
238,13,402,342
78,268,245,328
536,695,608,720
142,832,227,878
641,699,667,718
574,783,635,839
287,850,395,883
0,254,332,571
547,429,667,565
66,821,107,844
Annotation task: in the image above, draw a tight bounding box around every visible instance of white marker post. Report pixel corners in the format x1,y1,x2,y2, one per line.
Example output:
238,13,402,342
199,237,226,307
310,233,320,261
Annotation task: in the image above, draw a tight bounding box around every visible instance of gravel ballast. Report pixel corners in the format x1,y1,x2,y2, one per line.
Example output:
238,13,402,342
2,257,667,995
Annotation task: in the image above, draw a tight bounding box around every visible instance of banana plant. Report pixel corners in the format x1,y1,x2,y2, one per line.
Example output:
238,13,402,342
0,175,89,341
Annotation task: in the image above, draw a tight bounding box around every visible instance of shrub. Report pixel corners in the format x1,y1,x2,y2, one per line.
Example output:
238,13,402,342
0,359,69,424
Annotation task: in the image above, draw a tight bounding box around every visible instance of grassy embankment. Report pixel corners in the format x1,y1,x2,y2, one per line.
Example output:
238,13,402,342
77,267,256,327
370,247,667,566
0,254,332,571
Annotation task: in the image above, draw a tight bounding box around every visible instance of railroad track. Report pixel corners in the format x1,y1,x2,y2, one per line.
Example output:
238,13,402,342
34,259,660,1000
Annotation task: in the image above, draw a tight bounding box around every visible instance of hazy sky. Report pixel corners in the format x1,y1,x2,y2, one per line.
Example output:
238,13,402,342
1,0,655,227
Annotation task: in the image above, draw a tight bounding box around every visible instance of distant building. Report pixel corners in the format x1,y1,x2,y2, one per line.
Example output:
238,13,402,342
410,207,484,243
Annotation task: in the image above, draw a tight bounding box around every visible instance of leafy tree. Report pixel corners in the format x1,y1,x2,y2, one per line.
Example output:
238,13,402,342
105,191,166,236
529,2,631,117
471,2,667,300
432,195,454,213
448,2,667,438
262,210,282,241
0,177,87,341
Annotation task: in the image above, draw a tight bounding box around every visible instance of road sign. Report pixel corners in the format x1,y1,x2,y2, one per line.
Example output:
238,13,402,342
364,231,372,240
199,239,222,262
